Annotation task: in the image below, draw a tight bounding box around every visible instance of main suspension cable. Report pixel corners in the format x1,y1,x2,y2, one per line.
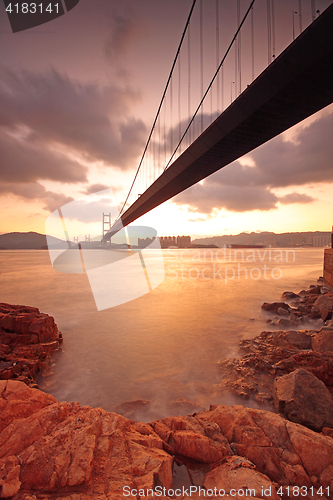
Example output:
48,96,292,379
118,0,197,217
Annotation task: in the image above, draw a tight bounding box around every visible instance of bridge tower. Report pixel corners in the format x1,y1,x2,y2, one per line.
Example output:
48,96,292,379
102,213,111,247
73,236,78,244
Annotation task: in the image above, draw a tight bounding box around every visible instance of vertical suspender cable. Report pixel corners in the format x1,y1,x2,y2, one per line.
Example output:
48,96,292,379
164,0,257,171
221,54,224,111
271,0,275,58
170,75,173,156
237,0,241,95
210,81,212,120
251,3,254,80
234,5,238,100
178,55,181,153
216,0,220,115
311,0,316,21
145,145,148,191
298,0,303,32
147,142,150,190
152,127,154,185
200,0,204,133
267,0,272,64
157,115,160,179
188,21,191,145
164,97,166,167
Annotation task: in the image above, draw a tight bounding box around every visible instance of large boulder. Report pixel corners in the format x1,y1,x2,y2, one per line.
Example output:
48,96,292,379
0,380,173,498
203,456,279,500
273,368,333,431
151,415,232,463
311,292,333,321
261,302,290,314
0,303,62,387
0,303,60,344
312,328,333,352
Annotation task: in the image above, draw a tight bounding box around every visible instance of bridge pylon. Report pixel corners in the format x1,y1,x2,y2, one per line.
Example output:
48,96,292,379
102,213,112,247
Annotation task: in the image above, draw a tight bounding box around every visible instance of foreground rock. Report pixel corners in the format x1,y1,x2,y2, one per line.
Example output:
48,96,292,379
0,303,62,387
273,368,333,431
218,327,333,405
1,380,333,499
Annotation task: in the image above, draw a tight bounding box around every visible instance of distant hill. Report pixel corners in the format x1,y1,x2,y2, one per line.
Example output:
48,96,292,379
192,231,331,248
0,232,66,250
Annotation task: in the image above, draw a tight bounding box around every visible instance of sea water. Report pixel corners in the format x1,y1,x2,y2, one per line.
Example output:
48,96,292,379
0,247,324,419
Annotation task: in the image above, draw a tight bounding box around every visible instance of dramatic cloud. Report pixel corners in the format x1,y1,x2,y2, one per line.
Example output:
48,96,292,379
0,67,147,173
104,11,142,61
177,184,280,213
84,184,111,195
0,182,74,212
0,66,147,211
0,130,87,184
174,108,333,213
279,192,315,204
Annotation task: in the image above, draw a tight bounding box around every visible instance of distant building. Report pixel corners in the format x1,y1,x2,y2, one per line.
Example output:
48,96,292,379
157,235,191,248
177,235,191,248
313,234,331,247
138,237,155,248
263,236,277,247
306,233,313,245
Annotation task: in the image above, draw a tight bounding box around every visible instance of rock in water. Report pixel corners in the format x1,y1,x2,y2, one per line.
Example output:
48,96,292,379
311,293,333,321
0,302,62,387
273,368,333,431
282,291,300,300
261,302,290,313
114,399,151,419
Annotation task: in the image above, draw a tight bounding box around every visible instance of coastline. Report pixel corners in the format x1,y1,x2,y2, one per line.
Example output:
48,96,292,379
1,281,333,499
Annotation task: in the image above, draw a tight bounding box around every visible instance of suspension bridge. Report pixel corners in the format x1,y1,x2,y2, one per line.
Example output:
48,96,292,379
103,0,333,242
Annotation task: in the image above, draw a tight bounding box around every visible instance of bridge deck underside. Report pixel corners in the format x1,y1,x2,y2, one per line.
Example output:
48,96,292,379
106,3,333,238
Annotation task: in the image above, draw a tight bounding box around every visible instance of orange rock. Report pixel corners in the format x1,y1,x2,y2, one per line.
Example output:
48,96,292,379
2,382,333,498
312,327,333,352
0,303,62,387
0,380,57,433
286,421,333,477
203,455,279,500
0,455,21,498
273,368,333,431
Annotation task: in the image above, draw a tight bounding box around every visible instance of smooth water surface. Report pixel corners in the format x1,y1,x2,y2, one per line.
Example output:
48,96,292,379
0,247,325,419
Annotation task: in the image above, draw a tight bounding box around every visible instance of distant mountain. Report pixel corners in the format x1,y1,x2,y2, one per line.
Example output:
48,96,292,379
0,232,66,250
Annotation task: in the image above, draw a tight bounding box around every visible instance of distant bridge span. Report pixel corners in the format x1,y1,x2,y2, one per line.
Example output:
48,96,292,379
104,3,333,240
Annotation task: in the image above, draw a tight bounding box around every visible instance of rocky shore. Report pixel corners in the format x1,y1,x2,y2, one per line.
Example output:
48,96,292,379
0,303,62,387
217,280,333,430
1,282,333,500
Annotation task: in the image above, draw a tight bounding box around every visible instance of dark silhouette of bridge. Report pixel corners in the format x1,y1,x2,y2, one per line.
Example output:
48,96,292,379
103,2,333,241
